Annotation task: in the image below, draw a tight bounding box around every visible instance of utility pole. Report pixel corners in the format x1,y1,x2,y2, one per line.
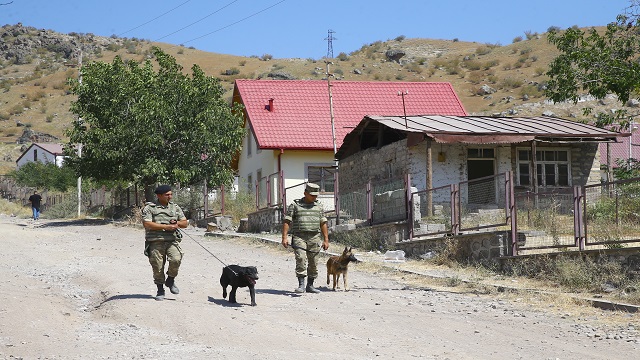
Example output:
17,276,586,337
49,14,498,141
397,90,408,128
325,29,336,59
326,61,337,164
77,51,83,217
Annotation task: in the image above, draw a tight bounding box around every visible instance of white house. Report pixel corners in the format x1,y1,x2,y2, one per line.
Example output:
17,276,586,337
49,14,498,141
15,143,65,168
231,79,468,210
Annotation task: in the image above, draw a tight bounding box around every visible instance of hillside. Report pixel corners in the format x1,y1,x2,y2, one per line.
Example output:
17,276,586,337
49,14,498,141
0,23,622,174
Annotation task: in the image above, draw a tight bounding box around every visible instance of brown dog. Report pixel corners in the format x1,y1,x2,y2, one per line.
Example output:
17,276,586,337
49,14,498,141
326,247,359,291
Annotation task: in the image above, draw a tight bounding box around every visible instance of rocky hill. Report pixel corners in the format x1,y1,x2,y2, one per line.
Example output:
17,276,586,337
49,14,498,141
0,23,625,173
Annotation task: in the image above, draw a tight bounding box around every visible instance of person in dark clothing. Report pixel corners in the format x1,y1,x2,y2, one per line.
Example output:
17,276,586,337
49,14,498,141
28,190,42,221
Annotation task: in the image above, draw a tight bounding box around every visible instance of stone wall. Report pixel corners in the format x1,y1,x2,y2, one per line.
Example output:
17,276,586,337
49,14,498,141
338,140,408,193
394,231,512,265
330,222,409,250
246,207,282,233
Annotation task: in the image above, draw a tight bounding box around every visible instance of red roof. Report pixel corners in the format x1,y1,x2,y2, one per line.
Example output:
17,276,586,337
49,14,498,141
233,79,467,150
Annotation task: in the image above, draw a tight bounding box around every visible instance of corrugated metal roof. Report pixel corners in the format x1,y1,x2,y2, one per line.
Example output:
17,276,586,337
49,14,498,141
370,115,626,138
336,115,629,159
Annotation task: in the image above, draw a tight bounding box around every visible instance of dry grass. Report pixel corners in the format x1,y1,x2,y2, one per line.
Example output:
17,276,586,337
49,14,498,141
0,197,30,217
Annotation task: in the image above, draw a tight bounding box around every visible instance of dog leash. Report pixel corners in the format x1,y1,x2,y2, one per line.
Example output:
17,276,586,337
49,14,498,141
288,243,322,254
177,228,239,276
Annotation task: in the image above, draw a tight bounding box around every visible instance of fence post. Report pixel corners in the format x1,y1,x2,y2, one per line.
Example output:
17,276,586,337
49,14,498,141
573,185,585,250
268,176,273,207
405,173,413,240
367,180,372,225
451,183,460,235
507,171,518,256
254,180,259,210
334,171,340,225
279,170,285,219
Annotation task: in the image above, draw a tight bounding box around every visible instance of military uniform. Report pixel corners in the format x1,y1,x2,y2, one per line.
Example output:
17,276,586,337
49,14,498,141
142,200,186,286
285,197,327,278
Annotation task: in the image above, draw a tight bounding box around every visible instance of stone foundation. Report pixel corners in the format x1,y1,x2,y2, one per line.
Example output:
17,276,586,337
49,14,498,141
247,207,282,233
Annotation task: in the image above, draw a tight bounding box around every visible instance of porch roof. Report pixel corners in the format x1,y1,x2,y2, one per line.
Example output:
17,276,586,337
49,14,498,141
336,115,630,159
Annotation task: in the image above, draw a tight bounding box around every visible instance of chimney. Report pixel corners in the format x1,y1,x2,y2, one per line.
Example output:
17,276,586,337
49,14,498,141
266,98,274,112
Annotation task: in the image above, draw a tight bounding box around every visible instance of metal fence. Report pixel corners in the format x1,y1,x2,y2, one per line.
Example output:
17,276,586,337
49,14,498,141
583,178,640,247
256,171,283,210
410,172,513,239
514,188,575,250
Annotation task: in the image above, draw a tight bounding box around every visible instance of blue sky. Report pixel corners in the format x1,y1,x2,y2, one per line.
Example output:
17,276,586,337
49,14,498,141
1,0,632,59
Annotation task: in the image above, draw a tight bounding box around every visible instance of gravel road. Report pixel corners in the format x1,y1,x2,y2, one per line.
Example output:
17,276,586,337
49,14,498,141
0,215,638,359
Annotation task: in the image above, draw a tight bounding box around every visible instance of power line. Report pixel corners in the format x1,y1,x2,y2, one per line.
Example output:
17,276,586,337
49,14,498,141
154,0,239,42
117,0,193,37
180,0,287,46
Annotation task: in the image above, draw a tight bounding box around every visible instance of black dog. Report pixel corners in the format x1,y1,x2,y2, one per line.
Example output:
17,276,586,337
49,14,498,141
220,265,259,306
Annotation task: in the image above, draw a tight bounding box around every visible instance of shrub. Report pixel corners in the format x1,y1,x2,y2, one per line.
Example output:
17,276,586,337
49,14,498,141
337,52,349,61
260,54,273,61
547,25,561,33
463,60,482,71
500,77,523,89
512,36,523,43
475,46,492,55
394,35,406,42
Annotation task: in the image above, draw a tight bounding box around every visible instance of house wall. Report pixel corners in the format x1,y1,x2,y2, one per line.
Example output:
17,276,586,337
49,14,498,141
509,142,600,189
280,150,335,212
16,147,63,168
339,140,512,192
339,139,601,196
237,126,278,192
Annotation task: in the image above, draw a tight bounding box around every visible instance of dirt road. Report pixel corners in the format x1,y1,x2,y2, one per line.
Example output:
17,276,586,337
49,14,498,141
0,215,638,359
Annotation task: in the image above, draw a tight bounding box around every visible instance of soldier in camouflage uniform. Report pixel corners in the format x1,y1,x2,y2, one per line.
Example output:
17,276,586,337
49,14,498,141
281,183,330,293
142,185,188,301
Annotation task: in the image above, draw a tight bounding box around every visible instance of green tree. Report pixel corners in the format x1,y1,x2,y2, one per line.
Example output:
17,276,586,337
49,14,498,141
9,162,77,191
66,47,244,200
545,9,640,130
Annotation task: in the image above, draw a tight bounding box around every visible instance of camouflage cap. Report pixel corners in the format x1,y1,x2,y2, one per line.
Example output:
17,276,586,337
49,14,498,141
305,183,320,195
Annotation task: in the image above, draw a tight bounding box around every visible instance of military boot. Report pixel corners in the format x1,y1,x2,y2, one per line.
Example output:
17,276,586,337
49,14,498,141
306,277,321,294
295,277,305,293
155,283,165,301
165,276,180,294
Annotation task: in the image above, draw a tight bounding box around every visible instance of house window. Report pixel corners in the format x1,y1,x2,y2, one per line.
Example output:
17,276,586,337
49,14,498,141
33,149,38,162
246,132,252,157
247,174,253,193
467,148,495,159
308,165,336,193
517,149,570,187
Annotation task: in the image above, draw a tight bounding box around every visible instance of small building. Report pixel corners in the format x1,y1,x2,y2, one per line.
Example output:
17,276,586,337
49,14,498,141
231,79,468,207
336,115,629,202
15,143,65,168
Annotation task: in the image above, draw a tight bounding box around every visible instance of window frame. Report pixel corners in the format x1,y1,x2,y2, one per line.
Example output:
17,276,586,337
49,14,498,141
306,164,337,193
516,148,571,187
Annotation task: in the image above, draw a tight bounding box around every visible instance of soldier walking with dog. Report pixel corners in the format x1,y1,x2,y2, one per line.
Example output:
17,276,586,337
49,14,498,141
281,183,329,294
142,185,188,301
